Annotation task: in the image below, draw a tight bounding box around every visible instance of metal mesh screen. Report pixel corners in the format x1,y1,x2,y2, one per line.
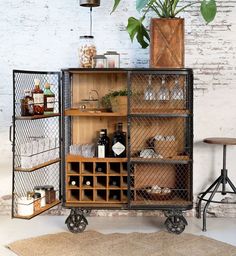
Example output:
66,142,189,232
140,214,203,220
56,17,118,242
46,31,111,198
128,71,192,208
130,73,188,114
12,70,61,217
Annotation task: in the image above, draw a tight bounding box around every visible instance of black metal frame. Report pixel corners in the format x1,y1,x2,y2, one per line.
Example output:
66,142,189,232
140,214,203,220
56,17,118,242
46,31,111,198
61,68,193,234
11,68,193,234
11,70,62,219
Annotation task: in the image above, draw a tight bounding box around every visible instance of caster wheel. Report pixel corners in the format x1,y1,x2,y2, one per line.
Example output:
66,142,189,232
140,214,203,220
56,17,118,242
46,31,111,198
165,216,186,234
66,216,87,233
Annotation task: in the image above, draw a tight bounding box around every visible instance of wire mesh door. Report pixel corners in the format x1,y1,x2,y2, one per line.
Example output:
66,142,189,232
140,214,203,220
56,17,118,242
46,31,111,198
128,70,193,209
12,70,61,219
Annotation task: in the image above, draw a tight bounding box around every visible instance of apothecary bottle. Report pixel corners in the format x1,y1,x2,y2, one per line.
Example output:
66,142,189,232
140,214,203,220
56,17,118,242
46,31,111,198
79,36,97,68
32,79,44,115
21,89,34,116
44,82,55,114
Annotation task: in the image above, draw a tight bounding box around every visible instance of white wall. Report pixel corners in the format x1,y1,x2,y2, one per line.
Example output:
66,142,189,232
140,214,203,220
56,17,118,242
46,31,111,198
0,0,236,201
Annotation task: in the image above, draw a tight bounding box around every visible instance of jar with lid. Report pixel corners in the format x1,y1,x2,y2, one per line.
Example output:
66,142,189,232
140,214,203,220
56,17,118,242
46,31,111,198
44,185,56,204
33,192,41,212
104,51,120,68
92,55,107,68
34,186,46,207
21,90,34,116
79,36,97,68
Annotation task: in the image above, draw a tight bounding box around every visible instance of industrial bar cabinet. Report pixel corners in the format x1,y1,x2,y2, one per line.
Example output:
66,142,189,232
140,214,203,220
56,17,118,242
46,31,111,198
11,68,193,234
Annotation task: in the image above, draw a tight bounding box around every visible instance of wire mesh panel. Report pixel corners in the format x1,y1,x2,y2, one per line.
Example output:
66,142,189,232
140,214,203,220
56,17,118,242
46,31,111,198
12,70,61,218
128,70,193,209
129,72,189,114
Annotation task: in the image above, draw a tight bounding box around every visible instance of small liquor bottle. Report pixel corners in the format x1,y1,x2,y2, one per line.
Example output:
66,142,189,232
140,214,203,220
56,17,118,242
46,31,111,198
32,79,44,115
44,83,55,114
21,90,34,116
111,123,126,158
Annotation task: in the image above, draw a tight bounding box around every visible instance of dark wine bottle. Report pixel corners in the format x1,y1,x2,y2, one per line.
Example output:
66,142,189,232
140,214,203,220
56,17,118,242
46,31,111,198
83,177,92,186
111,123,126,157
69,177,79,186
97,129,110,158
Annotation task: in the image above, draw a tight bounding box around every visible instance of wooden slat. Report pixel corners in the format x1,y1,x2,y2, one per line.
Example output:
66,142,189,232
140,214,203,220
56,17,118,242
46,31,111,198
14,200,60,219
15,113,60,120
65,109,126,117
15,158,60,172
66,155,128,163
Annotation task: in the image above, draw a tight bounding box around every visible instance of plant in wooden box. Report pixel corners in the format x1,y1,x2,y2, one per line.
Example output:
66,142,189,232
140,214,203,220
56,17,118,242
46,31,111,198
111,0,217,68
101,89,128,114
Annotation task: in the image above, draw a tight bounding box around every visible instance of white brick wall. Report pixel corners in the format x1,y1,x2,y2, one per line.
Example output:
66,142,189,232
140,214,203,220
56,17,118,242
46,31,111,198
0,0,236,215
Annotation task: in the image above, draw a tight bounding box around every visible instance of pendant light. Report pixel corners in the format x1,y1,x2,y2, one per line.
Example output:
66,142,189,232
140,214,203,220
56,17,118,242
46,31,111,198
80,0,100,7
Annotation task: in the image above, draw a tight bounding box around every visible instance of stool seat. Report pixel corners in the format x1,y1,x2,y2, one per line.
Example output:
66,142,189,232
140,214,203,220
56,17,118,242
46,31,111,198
203,137,236,145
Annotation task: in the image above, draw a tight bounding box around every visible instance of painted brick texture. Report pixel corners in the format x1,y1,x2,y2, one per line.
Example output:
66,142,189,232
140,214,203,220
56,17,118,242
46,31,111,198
0,0,236,216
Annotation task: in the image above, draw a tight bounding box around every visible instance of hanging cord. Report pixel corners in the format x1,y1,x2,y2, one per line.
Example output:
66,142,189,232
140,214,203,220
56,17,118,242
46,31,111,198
90,7,93,36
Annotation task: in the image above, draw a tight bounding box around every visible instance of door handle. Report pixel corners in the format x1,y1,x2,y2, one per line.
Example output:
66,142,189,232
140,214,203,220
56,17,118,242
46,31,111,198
9,125,13,142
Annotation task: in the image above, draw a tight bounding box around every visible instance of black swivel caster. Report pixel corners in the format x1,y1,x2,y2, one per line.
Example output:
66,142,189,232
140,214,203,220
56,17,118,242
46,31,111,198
65,208,90,233
164,210,187,234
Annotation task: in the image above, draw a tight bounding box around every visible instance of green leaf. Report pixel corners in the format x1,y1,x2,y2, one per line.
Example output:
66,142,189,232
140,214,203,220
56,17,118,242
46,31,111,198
200,0,217,23
126,17,150,49
136,0,149,12
111,0,121,13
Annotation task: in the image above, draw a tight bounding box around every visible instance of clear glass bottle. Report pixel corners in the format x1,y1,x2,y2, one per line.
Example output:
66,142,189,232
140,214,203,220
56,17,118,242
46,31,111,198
104,51,120,68
32,79,44,115
44,83,55,114
111,123,126,158
79,36,97,68
21,89,34,116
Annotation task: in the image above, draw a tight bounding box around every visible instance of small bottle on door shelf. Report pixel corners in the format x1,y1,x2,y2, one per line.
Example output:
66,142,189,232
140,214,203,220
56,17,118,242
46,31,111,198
32,79,44,115
21,90,34,116
44,83,55,114
111,123,126,158
97,129,110,158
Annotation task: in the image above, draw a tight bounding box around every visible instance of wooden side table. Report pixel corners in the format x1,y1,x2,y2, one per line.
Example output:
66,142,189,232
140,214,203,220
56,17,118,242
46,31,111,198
197,137,236,231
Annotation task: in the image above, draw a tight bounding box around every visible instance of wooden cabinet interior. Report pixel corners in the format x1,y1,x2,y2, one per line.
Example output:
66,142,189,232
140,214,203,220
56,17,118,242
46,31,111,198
64,69,193,209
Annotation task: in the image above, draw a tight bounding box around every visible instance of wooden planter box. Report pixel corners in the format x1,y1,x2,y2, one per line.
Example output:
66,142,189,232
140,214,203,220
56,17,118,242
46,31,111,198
150,18,184,68
110,96,127,114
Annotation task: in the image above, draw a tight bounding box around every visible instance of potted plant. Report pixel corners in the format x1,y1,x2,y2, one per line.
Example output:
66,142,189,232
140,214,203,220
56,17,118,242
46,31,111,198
111,0,217,67
101,89,128,113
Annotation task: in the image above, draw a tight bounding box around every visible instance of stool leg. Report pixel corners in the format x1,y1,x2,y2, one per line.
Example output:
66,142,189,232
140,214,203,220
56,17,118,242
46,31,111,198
197,176,222,219
202,177,223,232
226,177,236,193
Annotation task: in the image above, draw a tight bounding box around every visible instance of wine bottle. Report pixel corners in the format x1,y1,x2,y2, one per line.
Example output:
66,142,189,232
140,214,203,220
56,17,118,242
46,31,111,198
111,123,126,157
83,177,91,186
97,129,109,158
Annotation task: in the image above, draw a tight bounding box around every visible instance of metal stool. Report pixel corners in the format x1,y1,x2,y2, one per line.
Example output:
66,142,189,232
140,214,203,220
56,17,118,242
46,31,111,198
197,137,236,231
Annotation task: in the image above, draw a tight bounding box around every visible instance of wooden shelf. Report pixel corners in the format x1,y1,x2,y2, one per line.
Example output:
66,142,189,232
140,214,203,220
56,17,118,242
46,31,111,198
14,200,60,219
131,156,190,164
65,109,126,117
15,158,60,172
15,113,60,120
131,109,190,115
66,155,128,163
